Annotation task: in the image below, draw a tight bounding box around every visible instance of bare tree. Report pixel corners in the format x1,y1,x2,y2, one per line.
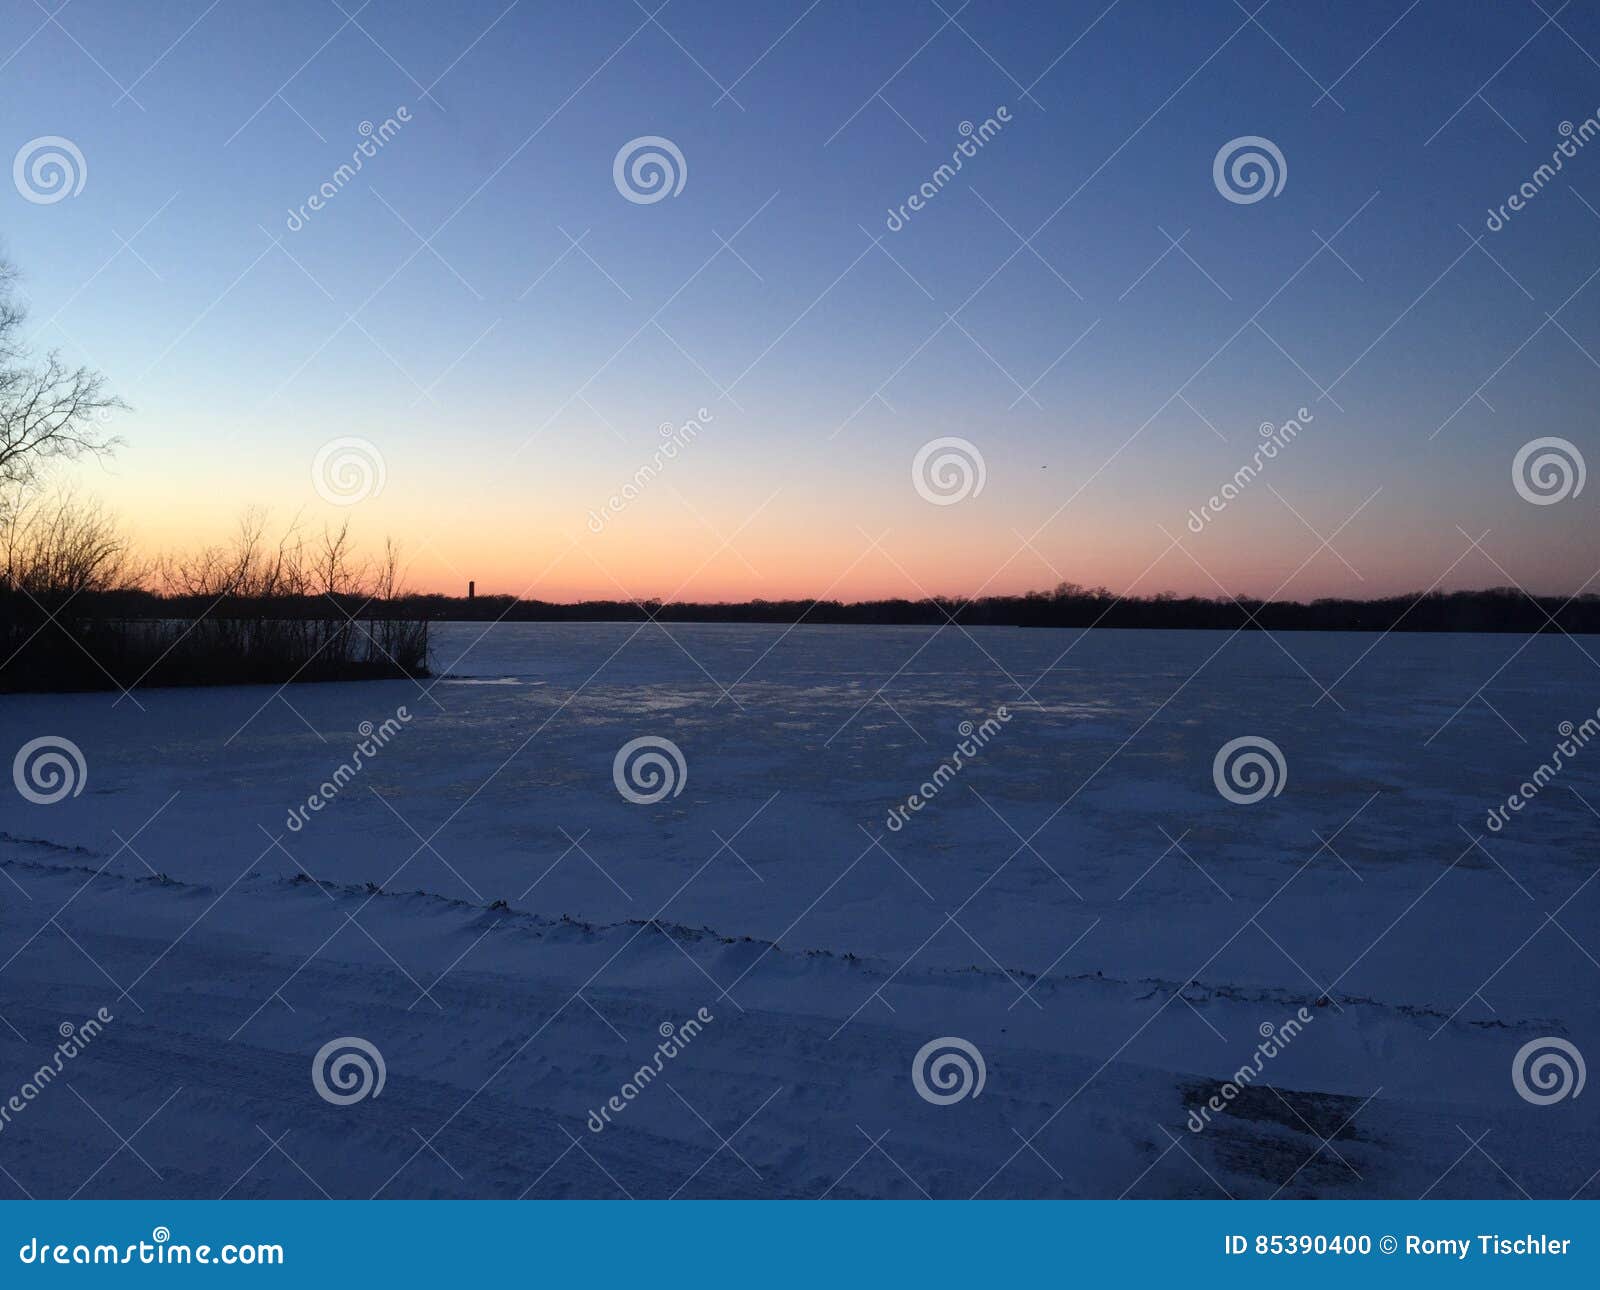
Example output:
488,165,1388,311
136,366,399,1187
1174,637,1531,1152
0,488,136,596
0,256,123,491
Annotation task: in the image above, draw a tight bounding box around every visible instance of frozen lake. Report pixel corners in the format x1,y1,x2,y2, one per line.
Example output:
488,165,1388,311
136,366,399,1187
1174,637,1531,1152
2,623,1596,1197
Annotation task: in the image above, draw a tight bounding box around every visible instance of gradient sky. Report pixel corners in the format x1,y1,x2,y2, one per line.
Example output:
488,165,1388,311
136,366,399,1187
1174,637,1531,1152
4,0,1599,601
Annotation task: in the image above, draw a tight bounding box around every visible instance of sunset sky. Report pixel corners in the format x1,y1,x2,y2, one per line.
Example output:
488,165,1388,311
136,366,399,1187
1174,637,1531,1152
6,0,1599,602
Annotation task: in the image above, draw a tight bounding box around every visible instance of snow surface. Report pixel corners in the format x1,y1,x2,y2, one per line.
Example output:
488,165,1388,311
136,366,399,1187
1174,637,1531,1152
1,623,1596,1198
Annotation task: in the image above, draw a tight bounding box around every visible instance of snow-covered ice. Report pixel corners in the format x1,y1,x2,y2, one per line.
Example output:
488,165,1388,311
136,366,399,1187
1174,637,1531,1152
2,623,1596,1197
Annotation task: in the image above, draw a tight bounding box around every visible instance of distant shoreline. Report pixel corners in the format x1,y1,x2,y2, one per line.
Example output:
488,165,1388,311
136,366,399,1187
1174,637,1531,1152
201,585,1594,635
392,586,1599,634
421,616,1595,635
14,589,1596,657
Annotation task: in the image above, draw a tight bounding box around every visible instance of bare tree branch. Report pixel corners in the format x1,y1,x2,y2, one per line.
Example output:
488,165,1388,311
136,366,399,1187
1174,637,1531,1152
0,255,124,490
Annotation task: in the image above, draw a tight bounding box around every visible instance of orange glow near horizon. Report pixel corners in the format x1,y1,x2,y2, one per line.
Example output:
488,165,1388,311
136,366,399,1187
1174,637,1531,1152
81,446,1588,607
117,522,1529,607
100,498,1547,607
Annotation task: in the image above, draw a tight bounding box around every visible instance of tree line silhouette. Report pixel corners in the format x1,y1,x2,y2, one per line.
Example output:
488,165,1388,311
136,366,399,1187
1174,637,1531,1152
52,580,1598,635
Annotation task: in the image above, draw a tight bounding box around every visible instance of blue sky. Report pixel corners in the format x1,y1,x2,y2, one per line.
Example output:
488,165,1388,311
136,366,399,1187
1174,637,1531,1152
4,0,1599,599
